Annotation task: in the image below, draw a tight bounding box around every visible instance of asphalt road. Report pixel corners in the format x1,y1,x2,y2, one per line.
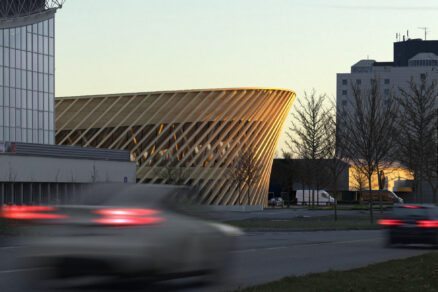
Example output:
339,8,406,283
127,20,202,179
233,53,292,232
0,229,432,292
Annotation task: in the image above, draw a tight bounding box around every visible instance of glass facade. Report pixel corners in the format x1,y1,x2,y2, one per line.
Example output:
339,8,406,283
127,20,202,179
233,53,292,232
0,16,55,144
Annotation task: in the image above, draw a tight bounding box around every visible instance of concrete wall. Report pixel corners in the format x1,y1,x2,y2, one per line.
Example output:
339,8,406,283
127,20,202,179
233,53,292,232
0,154,136,183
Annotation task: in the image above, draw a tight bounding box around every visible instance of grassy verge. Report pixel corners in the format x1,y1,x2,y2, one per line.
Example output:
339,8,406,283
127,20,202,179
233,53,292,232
226,215,381,231
231,252,438,292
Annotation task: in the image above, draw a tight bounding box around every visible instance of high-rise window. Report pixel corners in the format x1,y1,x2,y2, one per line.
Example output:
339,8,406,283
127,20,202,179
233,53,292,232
0,16,55,144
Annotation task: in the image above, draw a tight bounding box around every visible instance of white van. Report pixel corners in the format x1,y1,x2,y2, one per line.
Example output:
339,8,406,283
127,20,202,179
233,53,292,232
296,190,334,205
362,190,404,204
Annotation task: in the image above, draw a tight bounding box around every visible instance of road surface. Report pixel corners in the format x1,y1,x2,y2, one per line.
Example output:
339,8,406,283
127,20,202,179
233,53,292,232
0,229,432,291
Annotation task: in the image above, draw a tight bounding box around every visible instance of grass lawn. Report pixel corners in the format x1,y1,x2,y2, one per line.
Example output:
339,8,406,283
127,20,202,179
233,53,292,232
226,215,382,231
231,252,438,292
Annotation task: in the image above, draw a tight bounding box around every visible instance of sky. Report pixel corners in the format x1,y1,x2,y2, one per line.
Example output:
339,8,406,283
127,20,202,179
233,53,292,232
54,0,438,153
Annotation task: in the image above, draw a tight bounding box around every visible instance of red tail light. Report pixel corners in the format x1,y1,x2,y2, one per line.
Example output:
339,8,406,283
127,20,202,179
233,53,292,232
417,220,438,228
94,208,160,217
378,219,404,226
92,208,165,226
0,206,69,220
402,205,422,209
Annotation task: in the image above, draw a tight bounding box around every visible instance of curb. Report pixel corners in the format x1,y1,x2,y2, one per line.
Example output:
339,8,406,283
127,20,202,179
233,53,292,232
240,227,383,232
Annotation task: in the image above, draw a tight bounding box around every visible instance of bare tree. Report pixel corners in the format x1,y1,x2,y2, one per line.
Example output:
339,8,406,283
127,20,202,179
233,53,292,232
339,80,399,223
324,108,349,221
232,147,262,205
395,75,438,203
154,162,190,185
228,160,246,205
285,90,330,207
350,165,368,202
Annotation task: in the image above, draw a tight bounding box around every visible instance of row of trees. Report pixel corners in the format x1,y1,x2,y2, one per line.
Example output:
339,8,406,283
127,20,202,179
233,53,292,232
284,75,438,222
283,90,348,220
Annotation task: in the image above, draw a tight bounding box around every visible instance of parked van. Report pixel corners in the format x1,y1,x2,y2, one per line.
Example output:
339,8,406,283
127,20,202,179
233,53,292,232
361,190,404,204
296,190,334,205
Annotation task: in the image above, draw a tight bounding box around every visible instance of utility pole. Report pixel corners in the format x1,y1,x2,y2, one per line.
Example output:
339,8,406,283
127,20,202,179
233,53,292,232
418,27,428,40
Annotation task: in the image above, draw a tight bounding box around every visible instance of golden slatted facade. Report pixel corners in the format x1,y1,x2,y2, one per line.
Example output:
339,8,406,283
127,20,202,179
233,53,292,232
55,88,296,205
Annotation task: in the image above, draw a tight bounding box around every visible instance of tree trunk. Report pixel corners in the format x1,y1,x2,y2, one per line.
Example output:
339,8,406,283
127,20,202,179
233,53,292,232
426,180,437,204
368,176,374,223
376,167,383,214
316,184,319,206
416,170,424,204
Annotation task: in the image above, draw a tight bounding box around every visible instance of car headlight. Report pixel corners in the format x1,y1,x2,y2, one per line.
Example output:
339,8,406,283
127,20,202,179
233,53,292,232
208,222,244,236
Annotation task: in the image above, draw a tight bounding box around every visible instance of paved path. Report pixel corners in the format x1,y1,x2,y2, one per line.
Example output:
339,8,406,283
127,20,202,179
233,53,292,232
0,229,431,291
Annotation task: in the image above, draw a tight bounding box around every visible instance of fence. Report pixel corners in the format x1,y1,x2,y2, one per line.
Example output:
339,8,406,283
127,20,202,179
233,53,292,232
0,182,86,206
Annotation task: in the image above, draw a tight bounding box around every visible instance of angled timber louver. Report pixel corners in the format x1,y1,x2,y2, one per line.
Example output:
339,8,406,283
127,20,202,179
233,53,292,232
55,88,296,205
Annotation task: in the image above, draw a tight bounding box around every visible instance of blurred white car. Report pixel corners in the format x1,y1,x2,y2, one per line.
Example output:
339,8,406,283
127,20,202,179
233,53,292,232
1,184,242,286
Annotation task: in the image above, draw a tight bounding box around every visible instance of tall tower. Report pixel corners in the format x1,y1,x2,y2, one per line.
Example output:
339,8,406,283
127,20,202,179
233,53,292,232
0,0,64,144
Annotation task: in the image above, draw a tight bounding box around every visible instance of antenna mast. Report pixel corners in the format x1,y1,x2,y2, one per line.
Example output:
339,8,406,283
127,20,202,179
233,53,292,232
418,27,428,40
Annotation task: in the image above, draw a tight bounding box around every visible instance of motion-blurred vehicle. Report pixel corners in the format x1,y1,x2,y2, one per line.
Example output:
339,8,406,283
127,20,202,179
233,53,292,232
296,190,334,205
269,197,276,206
0,184,242,285
361,190,404,204
269,197,284,207
378,204,438,245
275,197,284,207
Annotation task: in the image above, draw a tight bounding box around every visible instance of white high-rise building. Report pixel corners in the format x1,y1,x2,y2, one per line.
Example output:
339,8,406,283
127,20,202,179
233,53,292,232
337,39,438,111
336,39,438,200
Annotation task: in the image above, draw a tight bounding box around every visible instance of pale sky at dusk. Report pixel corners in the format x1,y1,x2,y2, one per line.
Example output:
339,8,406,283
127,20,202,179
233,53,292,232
54,0,438,152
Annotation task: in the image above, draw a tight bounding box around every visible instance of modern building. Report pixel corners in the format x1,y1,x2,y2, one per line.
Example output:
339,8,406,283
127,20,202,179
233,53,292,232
269,158,415,202
0,1,136,206
336,38,438,202
0,142,135,205
0,0,64,144
337,39,438,112
55,88,296,205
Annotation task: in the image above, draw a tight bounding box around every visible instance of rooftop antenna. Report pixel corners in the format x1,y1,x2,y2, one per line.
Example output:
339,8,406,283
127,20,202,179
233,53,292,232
407,30,409,39
418,27,428,40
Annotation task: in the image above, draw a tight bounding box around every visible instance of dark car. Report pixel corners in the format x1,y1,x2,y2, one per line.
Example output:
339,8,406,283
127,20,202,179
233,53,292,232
379,204,438,246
